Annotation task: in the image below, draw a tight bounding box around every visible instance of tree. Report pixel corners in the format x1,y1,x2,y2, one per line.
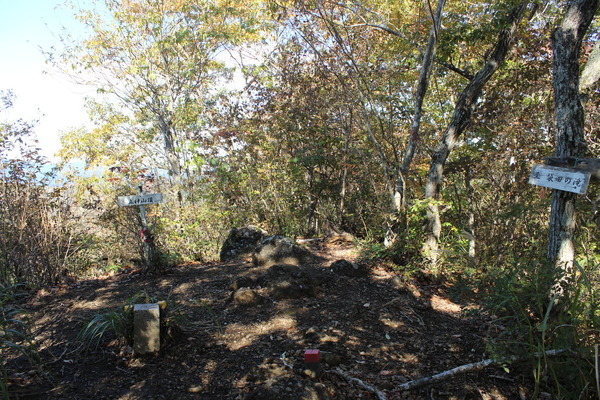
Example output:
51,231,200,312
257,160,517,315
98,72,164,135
547,0,598,288
54,0,270,186
398,0,446,203
422,3,529,265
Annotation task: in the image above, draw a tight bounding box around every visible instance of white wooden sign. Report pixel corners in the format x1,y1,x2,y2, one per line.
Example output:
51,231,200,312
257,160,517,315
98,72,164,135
118,193,163,207
529,165,590,194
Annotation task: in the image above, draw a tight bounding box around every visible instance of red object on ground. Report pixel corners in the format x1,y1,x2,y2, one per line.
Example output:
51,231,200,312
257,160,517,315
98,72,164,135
304,349,320,363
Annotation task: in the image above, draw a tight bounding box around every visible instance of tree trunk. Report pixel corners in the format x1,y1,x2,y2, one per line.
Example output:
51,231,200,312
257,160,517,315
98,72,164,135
385,0,446,248
423,4,527,265
158,117,182,183
580,39,600,92
548,0,598,289
400,0,446,177
465,167,476,259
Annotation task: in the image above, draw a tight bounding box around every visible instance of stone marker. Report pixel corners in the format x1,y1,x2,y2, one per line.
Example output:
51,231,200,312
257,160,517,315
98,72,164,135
133,303,160,354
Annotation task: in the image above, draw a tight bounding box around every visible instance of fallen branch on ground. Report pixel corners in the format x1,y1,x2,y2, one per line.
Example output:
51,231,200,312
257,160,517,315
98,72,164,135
396,349,571,391
279,352,293,369
332,368,387,400
330,349,574,396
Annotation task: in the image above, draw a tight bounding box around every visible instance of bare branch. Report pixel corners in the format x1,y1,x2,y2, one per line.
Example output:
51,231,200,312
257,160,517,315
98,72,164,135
396,349,572,391
332,368,388,400
437,61,474,80
348,23,406,39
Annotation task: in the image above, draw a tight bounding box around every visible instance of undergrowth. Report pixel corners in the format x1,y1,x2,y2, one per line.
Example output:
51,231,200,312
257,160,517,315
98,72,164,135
0,284,41,399
482,258,599,399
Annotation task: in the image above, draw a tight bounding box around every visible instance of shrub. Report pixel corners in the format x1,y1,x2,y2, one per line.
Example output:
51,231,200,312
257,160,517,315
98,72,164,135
0,284,39,399
484,258,599,399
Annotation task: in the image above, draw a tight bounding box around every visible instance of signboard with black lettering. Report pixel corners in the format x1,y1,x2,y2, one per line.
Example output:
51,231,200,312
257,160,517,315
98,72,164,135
117,193,163,207
529,165,590,194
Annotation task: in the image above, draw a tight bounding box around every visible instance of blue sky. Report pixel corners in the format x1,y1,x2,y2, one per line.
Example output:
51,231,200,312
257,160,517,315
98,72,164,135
0,0,94,161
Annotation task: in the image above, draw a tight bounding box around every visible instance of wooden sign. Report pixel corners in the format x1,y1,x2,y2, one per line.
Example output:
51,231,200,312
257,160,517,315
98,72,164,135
529,165,590,194
117,193,163,207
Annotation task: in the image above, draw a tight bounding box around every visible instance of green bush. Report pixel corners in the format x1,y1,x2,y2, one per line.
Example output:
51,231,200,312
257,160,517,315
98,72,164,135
155,199,231,264
483,258,599,399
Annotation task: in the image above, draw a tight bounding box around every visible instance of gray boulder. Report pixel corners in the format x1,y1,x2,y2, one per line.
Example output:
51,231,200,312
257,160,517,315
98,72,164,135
252,235,323,268
220,226,268,262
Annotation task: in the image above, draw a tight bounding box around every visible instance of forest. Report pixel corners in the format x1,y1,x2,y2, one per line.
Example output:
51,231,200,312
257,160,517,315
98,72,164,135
1,0,599,398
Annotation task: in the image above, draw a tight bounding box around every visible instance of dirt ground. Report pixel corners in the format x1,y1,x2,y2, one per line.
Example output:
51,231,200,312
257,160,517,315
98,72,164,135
7,241,538,399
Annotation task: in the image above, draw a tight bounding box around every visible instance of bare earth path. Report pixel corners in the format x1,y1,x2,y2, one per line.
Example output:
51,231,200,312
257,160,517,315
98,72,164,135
8,242,533,399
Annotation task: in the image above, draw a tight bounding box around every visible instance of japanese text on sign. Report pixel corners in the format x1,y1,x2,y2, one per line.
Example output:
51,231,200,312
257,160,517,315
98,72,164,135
528,165,590,194
117,193,163,207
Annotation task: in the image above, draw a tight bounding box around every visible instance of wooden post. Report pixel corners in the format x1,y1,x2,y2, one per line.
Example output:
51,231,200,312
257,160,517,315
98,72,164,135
137,186,159,272
117,189,163,272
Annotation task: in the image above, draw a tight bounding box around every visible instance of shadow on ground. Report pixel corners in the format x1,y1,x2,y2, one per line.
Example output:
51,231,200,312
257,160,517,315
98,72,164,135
7,244,534,399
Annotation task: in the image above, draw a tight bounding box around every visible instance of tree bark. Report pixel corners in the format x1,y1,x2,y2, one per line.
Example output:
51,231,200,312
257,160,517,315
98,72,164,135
580,39,600,91
423,4,527,264
465,167,476,259
548,0,598,287
158,117,182,182
395,349,571,391
384,0,446,248
400,0,446,176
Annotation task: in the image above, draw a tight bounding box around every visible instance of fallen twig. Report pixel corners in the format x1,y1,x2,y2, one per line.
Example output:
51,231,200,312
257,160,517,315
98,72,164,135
279,352,294,369
332,367,387,400
396,349,571,391
376,297,402,310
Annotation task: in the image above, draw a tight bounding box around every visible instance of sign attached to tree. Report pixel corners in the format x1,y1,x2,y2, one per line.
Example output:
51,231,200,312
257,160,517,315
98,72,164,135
529,165,590,194
117,193,163,207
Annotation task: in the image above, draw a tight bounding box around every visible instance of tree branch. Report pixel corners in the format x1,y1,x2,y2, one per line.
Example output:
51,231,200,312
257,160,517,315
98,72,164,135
332,368,388,400
396,349,572,391
437,61,474,80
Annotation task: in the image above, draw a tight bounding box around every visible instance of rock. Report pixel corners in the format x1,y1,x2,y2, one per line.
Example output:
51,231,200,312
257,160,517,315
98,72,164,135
188,385,202,393
265,263,304,279
133,303,160,355
233,288,262,306
252,235,324,268
259,264,324,300
269,278,314,300
220,226,268,262
325,232,355,244
230,276,257,291
330,259,368,277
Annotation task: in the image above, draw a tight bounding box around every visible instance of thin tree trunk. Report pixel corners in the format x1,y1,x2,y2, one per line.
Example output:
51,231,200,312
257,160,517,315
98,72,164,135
548,0,598,289
465,167,476,259
580,39,600,92
159,117,182,182
340,128,349,220
423,4,527,265
384,0,446,248
400,0,446,176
